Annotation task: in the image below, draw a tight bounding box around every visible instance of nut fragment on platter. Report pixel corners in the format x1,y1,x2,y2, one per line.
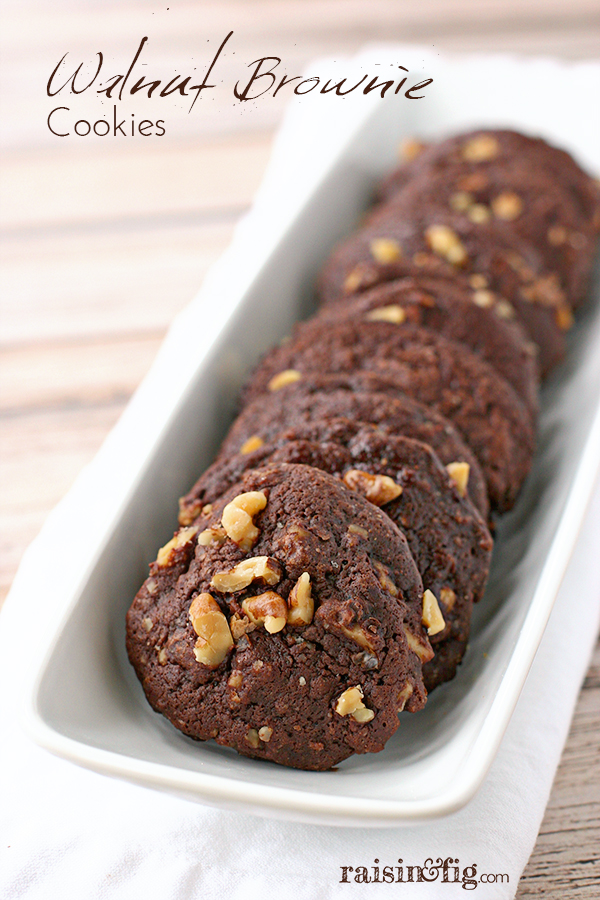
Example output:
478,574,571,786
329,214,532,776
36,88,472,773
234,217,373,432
188,593,234,667
365,304,406,324
446,461,470,497
156,526,198,567
461,134,500,162
211,556,282,593
422,589,446,636
335,685,375,723
221,491,267,552
242,591,288,633
267,369,302,392
369,237,402,264
425,224,468,266
287,572,314,626
343,469,403,506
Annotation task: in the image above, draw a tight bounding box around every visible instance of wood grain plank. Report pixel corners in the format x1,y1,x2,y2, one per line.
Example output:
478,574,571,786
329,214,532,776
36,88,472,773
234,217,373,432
0,335,162,413
516,640,600,897
0,403,126,605
0,219,237,346
0,134,273,230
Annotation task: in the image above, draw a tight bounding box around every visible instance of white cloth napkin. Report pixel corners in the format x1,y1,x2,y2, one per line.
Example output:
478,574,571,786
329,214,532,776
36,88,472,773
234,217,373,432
2,48,600,899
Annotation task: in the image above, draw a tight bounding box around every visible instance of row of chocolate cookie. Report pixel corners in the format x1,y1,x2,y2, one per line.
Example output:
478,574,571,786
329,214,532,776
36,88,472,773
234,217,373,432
126,128,598,771
319,129,600,377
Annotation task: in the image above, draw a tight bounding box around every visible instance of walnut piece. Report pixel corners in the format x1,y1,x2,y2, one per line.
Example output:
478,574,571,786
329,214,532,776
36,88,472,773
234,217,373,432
373,560,399,597
287,572,314,626
398,137,424,162
340,624,376,652
221,490,267,552
343,264,367,294
422,589,446,636
343,469,402,506
267,369,302,392
365,304,406,324
335,685,375,723
439,587,457,611
178,498,203,527
547,225,567,246
425,224,468,266
469,273,488,289
211,556,282,593
492,191,523,221
240,434,264,454
397,682,414,712
156,526,198,567
228,671,243,688
403,626,434,663
197,526,227,547
188,592,234,667
348,523,369,538
467,203,491,224
245,728,260,749
258,726,273,742
446,461,470,497
495,299,516,320
369,237,402,264
242,591,288,633
449,190,474,212
461,134,500,162
229,613,255,640
472,288,495,308
555,305,574,331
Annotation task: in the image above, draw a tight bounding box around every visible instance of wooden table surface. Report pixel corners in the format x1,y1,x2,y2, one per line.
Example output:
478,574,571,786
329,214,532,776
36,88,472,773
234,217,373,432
1,2,599,895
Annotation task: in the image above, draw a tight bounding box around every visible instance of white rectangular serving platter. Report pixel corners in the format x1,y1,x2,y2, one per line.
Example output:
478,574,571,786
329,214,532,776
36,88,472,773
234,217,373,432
22,50,600,827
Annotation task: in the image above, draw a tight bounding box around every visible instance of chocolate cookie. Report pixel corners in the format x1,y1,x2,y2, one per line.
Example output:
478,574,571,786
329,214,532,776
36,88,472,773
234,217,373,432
179,421,493,690
315,271,540,418
379,162,597,312
241,319,535,511
216,373,489,519
126,463,432,771
318,188,572,376
378,129,600,247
